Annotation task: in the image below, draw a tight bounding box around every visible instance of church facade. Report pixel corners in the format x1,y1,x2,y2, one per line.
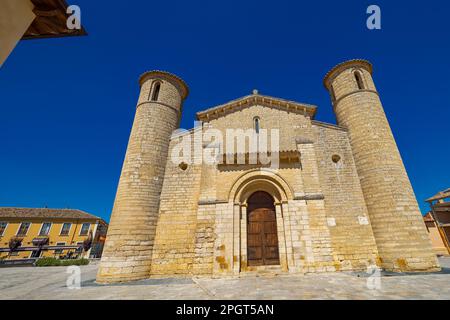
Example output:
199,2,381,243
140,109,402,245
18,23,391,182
96,60,440,283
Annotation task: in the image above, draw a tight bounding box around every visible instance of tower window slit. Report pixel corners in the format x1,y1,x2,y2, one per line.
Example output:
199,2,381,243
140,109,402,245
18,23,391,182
355,71,365,90
151,82,161,101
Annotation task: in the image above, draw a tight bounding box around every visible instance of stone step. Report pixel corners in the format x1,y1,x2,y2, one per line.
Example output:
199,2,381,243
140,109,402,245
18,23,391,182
239,266,285,277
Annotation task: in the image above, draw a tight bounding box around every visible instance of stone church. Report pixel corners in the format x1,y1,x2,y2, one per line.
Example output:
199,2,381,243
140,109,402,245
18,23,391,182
97,59,440,283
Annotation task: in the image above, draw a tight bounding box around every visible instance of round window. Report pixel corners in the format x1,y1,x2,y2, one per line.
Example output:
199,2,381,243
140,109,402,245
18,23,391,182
332,154,341,163
179,162,188,171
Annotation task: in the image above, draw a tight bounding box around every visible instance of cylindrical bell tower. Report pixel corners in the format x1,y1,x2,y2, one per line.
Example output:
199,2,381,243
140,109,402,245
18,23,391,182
324,59,439,272
97,71,188,283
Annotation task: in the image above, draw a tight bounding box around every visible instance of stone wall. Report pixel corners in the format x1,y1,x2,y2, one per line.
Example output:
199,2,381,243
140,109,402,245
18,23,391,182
324,60,439,271
149,129,203,276
313,122,379,271
148,101,382,277
97,72,188,283
99,61,439,283
0,0,35,66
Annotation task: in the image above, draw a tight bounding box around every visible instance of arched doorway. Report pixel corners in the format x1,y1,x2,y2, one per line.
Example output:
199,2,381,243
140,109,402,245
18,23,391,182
247,191,280,266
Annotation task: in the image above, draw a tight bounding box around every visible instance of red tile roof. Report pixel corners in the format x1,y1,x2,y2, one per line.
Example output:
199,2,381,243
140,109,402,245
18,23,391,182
0,207,102,221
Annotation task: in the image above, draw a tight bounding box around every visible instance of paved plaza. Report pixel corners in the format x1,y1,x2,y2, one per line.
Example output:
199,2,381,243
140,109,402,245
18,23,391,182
0,257,449,300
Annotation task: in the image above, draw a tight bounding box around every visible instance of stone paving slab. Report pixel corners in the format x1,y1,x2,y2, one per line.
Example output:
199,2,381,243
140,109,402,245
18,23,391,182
0,257,449,300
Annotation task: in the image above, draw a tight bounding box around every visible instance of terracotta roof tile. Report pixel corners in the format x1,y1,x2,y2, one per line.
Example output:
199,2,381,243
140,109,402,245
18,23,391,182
0,207,101,220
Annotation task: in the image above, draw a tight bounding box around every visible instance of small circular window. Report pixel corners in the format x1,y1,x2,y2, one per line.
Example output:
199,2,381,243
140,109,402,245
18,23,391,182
178,162,188,171
332,154,341,164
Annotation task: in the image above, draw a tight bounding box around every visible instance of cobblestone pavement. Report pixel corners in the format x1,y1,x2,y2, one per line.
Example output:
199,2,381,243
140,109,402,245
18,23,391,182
0,257,449,300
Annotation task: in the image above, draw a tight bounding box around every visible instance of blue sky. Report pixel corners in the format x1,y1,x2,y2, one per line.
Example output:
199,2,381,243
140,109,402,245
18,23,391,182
0,0,449,221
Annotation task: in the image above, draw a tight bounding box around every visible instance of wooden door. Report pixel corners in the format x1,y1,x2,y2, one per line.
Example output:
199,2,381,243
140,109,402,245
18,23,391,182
247,191,280,266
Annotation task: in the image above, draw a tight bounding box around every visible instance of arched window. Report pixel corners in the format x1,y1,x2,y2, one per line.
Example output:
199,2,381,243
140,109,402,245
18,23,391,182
254,117,260,134
151,82,161,101
354,71,365,90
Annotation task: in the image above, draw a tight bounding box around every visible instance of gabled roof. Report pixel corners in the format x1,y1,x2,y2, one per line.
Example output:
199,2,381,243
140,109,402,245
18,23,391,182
196,92,317,122
0,207,103,221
